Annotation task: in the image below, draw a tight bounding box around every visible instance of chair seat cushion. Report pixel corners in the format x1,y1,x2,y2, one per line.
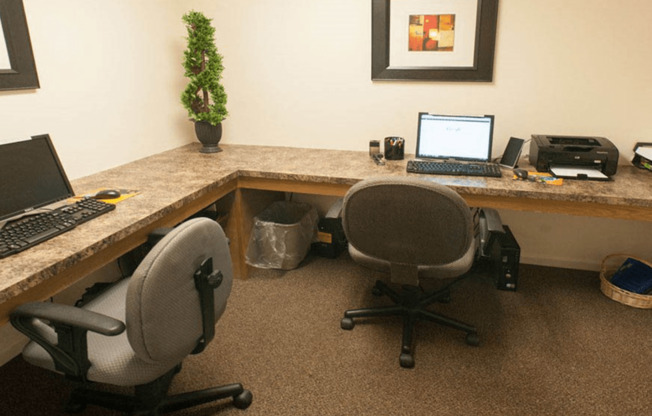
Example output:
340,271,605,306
348,240,475,283
22,278,178,387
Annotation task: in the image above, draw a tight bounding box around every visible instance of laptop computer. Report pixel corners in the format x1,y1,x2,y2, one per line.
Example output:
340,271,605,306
0,134,74,223
407,112,501,177
0,134,117,259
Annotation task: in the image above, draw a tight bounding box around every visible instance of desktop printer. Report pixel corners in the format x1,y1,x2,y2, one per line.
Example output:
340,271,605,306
529,135,619,177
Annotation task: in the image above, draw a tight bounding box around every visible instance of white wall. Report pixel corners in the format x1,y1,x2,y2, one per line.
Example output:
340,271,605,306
1,0,652,271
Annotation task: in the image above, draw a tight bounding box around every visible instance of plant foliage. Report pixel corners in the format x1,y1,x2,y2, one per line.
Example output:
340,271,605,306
181,11,227,126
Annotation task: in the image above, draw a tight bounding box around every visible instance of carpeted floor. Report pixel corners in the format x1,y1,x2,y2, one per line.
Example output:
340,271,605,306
1,253,650,415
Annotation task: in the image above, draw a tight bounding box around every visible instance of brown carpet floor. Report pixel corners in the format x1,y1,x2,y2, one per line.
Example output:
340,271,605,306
1,253,650,415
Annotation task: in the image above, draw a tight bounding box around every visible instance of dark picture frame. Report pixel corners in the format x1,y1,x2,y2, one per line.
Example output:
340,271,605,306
372,0,498,82
0,0,39,91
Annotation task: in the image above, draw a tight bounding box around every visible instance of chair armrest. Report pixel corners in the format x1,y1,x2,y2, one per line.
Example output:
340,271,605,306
480,208,504,235
10,302,125,381
478,208,505,258
11,302,125,336
147,227,174,246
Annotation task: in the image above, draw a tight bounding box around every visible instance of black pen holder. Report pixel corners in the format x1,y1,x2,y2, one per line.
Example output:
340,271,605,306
384,137,404,160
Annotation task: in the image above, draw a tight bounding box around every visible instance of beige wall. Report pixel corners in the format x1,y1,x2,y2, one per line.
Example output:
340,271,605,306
1,0,652,270
214,0,652,159
1,0,196,179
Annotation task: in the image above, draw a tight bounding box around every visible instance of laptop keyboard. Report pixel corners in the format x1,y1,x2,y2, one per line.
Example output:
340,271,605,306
0,198,115,259
407,160,502,178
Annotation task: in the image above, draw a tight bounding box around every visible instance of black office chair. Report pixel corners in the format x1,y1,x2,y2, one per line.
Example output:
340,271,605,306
340,176,481,368
10,218,252,415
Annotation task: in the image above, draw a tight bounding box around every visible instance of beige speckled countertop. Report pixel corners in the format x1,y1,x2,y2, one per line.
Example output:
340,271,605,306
1,143,651,320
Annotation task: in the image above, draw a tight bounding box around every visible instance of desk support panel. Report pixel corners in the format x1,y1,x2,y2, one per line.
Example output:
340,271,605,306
227,188,284,280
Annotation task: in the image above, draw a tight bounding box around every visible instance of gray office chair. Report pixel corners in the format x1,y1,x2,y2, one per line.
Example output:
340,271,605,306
10,218,252,415
340,176,480,368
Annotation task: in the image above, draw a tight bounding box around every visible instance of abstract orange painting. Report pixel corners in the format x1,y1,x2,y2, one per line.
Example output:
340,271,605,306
408,14,455,52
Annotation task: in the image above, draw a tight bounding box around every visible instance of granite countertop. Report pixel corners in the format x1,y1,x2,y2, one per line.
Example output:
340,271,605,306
2,143,651,309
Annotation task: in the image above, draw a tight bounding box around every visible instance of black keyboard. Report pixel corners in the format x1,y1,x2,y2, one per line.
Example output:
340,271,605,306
407,160,502,178
0,198,115,259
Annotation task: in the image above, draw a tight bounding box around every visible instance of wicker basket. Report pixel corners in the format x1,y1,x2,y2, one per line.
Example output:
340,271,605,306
599,254,652,309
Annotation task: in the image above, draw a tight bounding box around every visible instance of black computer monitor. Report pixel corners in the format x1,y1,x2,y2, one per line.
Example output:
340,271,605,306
0,134,74,221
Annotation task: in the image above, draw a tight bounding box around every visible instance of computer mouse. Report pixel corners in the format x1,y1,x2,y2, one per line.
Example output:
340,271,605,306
92,189,121,199
513,168,528,180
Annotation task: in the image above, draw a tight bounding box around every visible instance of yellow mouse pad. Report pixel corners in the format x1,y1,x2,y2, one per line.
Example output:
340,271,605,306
71,188,140,203
513,172,564,185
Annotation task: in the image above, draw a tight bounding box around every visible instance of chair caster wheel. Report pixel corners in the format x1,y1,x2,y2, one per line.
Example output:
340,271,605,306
399,353,415,368
466,332,480,346
341,317,354,330
372,286,383,296
233,389,253,410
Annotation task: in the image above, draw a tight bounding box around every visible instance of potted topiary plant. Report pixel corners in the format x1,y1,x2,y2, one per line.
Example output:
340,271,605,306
181,10,228,153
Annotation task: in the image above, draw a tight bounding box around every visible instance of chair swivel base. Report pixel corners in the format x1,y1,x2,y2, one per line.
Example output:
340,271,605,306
341,280,479,368
65,366,252,415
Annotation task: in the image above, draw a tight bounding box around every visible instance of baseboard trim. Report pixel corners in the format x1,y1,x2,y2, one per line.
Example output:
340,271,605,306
521,255,601,272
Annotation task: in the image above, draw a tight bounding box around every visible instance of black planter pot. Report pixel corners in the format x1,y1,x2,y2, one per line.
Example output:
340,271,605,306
194,121,223,153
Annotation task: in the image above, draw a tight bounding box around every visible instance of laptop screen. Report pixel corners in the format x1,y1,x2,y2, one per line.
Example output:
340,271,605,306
0,134,74,221
415,113,495,162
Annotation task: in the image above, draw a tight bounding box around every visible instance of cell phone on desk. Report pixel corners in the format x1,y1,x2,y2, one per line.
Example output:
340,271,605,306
499,137,525,168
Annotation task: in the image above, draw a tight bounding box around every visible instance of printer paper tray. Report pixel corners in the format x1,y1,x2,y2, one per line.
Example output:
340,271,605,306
550,165,609,180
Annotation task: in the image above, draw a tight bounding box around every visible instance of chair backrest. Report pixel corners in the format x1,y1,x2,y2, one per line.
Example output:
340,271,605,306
126,218,232,364
342,177,474,268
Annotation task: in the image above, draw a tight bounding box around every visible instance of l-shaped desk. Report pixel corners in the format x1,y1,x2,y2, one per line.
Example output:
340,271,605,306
2,143,652,325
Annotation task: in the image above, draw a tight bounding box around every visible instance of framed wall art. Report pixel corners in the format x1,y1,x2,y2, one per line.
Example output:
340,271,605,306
0,0,39,91
371,0,498,82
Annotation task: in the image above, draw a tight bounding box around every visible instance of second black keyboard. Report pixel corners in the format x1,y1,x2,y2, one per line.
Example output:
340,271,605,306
0,198,116,259
407,160,502,178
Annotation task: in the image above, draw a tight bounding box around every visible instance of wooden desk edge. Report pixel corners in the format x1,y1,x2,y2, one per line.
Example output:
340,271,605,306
464,194,652,222
237,176,352,197
240,176,652,221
